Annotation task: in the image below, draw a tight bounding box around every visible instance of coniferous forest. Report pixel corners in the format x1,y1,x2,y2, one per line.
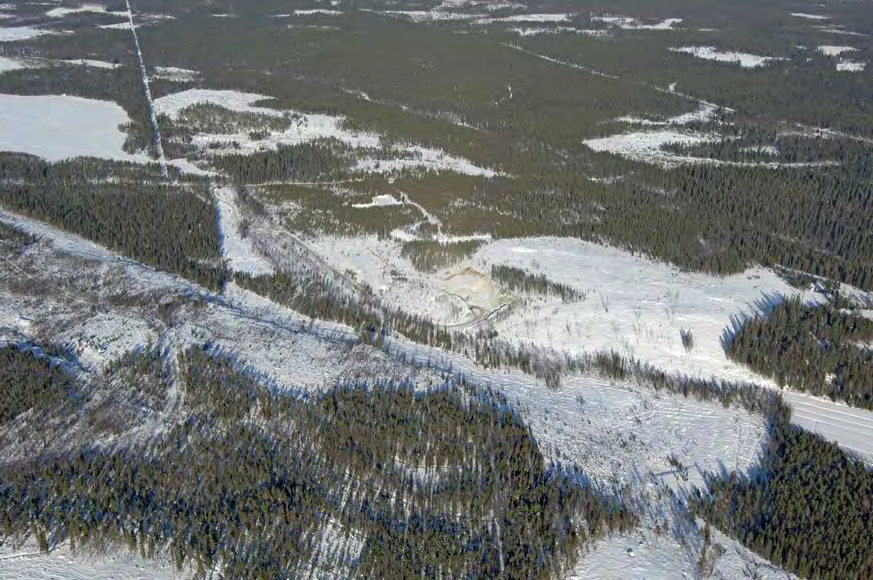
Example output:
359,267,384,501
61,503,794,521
0,345,634,579
692,401,873,580
725,297,873,409
0,154,225,290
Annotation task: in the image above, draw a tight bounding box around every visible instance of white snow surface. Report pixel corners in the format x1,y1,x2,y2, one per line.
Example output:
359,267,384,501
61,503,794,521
591,14,683,31
153,89,286,120
836,60,866,71
584,128,720,167
816,25,868,37
293,9,342,16
477,13,572,24
152,65,198,81
354,145,499,177
61,58,121,69
213,185,275,276
54,311,156,371
476,237,809,384
818,45,857,56
571,520,798,579
0,55,40,73
351,194,402,208
382,10,485,22
588,102,832,168
153,89,496,176
671,46,781,68
0,206,871,580
0,25,57,42
584,103,726,167
97,21,130,30
791,12,829,20
46,4,127,18
0,93,149,163
0,541,188,580
508,27,609,38
153,88,380,150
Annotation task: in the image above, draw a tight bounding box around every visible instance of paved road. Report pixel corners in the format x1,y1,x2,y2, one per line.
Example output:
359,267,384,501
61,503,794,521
784,392,873,464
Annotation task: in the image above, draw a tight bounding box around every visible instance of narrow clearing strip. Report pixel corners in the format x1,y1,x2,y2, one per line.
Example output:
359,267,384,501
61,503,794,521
124,0,167,177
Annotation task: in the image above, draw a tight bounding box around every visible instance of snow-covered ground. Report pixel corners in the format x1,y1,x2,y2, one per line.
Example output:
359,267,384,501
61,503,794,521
0,55,41,73
213,185,275,276
836,60,866,72
61,58,121,69
153,89,287,119
791,12,829,21
0,541,188,580
152,88,498,176
46,4,127,18
477,13,573,24
570,518,798,579
380,10,486,23
818,45,857,56
670,46,782,68
293,9,342,16
0,94,149,163
475,237,804,384
152,65,198,81
508,27,609,38
584,103,722,167
584,128,720,167
591,14,683,31
1,204,871,580
585,102,837,168
816,25,868,37
0,25,58,42
350,194,402,208
306,235,499,324
354,145,499,177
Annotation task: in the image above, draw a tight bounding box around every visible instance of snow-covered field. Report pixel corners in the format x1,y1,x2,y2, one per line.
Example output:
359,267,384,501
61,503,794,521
585,102,838,168
299,230,873,464
0,25,58,42
473,237,805,384
319,233,805,385
152,88,498,176
152,65,198,81
583,103,722,167
791,12,829,21
61,58,121,69
0,541,188,580
0,94,148,163
213,185,275,276
591,14,683,31
46,4,127,19
818,45,857,56
584,128,720,167
0,55,40,73
477,13,572,24
670,46,782,68
508,26,608,38
836,60,866,72
350,194,402,208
